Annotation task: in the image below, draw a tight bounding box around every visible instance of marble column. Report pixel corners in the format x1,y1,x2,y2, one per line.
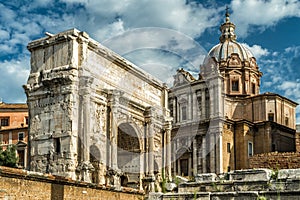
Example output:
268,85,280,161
193,138,197,176
148,120,154,176
143,107,155,192
202,136,206,173
111,105,118,170
165,120,172,181
209,132,216,173
107,90,121,188
216,131,223,174
202,90,206,120
78,76,94,182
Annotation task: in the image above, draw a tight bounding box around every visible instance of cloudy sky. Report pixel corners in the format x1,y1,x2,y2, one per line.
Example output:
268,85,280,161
1,0,300,122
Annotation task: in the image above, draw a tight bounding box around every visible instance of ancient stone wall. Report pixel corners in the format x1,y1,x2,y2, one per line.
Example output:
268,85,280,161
249,152,300,169
0,166,144,200
149,168,300,200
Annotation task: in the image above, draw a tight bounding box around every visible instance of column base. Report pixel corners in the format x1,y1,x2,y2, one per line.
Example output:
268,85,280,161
76,161,94,183
106,168,122,189
142,175,155,193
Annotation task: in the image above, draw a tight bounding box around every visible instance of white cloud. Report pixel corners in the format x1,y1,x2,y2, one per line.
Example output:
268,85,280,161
0,57,30,103
58,0,222,41
0,29,9,40
230,0,300,37
102,27,207,84
242,43,269,59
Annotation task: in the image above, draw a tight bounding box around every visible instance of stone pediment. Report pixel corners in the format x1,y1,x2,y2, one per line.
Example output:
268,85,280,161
228,69,242,75
227,53,241,67
173,68,195,86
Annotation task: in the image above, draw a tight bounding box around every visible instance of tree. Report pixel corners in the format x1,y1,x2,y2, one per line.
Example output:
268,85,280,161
0,145,18,168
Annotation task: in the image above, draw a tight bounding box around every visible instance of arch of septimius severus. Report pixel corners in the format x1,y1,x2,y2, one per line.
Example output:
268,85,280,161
24,29,172,191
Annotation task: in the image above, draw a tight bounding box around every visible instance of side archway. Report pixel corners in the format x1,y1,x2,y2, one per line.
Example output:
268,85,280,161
117,122,142,187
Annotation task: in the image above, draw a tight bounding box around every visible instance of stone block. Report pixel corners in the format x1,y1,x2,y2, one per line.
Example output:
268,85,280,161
195,173,217,182
285,179,300,191
148,192,163,200
174,175,188,183
229,168,272,182
162,192,210,200
233,181,269,192
210,191,259,200
165,182,177,192
278,168,300,180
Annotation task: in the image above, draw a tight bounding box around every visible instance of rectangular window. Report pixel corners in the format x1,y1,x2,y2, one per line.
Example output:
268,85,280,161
232,80,239,91
227,143,231,153
285,117,289,126
197,96,202,113
248,141,253,157
196,90,202,114
25,117,29,125
205,89,210,118
0,117,9,126
181,106,187,121
252,83,256,94
268,113,274,121
54,138,61,153
18,132,24,141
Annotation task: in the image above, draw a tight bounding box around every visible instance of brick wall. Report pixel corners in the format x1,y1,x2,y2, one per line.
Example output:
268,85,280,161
296,132,300,152
249,152,300,169
0,166,144,200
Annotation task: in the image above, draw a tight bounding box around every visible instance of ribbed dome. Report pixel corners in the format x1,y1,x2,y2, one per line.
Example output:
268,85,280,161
205,8,254,63
208,40,254,62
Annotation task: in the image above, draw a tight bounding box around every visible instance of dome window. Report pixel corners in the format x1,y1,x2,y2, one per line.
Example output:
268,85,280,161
231,80,239,92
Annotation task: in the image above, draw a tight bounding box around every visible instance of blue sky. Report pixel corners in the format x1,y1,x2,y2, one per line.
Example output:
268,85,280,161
0,0,300,123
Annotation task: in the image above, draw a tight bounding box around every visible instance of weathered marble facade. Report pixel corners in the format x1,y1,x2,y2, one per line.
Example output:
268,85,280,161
24,29,172,191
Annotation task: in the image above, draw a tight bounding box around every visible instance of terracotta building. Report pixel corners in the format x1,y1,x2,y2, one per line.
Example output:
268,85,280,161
169,11,298,176
0,102,28,168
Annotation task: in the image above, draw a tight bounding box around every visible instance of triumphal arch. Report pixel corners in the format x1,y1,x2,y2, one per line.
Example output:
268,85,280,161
24,29,172,190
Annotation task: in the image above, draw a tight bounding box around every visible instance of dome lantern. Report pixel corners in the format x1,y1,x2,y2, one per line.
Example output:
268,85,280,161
219,6,237,43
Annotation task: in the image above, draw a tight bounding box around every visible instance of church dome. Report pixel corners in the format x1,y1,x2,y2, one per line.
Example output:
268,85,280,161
200,8,262,97
208,40,254,62
205,9,255,63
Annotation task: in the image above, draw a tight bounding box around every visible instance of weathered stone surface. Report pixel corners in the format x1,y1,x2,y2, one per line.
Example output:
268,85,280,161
195,173,217,182
278,168,300,180
229,168,272,182
162,192,210,200
148,192,163,200
165,182,177,191
25,28,171,189
210,191,259,200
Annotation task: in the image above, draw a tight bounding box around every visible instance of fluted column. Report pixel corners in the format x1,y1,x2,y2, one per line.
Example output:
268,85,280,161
148,120,154,176
193,138,197,176
111,105,118,170
202,90,206,119
165,120,172,181
107,90,121,188
202,136,206,173
143,107,155,193
78,76,94,182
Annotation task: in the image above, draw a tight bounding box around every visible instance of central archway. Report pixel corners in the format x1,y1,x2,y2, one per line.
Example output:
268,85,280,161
117,122,141,187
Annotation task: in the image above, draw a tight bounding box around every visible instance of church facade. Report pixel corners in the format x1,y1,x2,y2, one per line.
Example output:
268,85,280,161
169,12,297,176
24,11,297,191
